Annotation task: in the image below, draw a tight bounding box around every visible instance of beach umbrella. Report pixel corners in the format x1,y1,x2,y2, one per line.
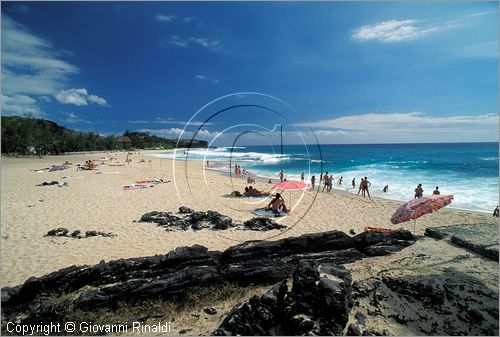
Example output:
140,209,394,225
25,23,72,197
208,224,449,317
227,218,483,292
272,180,312,190
272,180,312,208
390,195,454,234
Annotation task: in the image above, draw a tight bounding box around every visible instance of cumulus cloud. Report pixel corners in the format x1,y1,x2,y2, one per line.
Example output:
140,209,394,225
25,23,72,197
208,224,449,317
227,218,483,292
195,75,207,80
183,16,195,23
1,94,45,118
352,19,439,43
156,14,175,22
2,14,108,118
139,128,219,140
55,88,108,106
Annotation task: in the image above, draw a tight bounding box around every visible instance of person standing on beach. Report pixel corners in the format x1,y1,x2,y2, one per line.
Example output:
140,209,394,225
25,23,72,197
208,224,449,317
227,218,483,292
363,177,371,199
357,178,364,196
327,175,333,192
311,175,316,189
414,184,424,198
322,171,329,192
432,186,440,195
338,176,343,186
279,170,285,182
352,178,356,190
493,206,499,218
301,172,305,182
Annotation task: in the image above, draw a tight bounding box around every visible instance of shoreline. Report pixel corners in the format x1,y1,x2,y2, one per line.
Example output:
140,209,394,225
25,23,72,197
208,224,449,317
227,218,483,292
1,151,497,286
150,153,494,216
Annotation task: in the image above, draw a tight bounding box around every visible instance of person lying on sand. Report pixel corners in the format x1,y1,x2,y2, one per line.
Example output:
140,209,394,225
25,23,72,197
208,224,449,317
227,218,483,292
244,186,272,196
267,193,289,214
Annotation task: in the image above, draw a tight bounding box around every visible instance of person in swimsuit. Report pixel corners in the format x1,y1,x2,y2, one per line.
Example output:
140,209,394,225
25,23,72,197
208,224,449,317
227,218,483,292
311,175,316,189
246,186,272,196
383,185,388,193
279,170,285,182
357,178,364,196
352,178,356,190
301,172,305,182
363,177,371,199
432,186,440,195
267,193,288,214
322,171,329,192
414,184,424,198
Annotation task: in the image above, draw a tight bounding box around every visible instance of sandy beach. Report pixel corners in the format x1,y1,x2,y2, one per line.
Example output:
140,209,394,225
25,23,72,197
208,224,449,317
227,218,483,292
1,150,497,287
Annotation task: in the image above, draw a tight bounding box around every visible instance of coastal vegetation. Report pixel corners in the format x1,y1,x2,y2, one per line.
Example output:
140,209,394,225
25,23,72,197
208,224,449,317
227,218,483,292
0,116,208,155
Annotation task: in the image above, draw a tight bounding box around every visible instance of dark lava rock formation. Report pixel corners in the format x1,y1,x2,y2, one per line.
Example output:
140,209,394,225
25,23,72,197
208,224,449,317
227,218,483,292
214,260,353,336
139,209,287,231
45,228,115,239
2,230,413,311
6,229,498,335
348,269,499,335
425,223,499,261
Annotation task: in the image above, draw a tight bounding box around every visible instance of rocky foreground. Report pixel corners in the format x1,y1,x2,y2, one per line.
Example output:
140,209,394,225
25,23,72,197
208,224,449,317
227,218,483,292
1,228,498,336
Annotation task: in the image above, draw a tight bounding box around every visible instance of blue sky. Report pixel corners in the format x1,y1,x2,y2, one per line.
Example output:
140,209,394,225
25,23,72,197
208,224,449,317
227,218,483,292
1,1,498,145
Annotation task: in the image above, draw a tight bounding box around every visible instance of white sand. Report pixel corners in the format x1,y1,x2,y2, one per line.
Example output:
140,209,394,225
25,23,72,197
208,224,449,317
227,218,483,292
1,151,496,286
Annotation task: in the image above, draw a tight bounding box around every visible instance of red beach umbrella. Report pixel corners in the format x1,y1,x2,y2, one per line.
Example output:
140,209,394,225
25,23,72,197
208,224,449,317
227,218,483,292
390,195,454,234
272,180,312,190
272,180,312,209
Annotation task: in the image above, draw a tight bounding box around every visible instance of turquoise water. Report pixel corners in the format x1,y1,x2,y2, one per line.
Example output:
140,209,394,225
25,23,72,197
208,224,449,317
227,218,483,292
152,142,499,213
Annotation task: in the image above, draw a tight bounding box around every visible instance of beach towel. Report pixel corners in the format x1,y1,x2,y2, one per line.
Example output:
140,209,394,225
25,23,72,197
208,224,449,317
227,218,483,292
364,227,393,233
253,208,287,217
135,179,165,184
123,184,149,190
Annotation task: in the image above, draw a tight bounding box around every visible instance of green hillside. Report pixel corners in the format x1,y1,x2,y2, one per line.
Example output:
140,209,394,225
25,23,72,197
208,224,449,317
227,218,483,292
0,116,208,155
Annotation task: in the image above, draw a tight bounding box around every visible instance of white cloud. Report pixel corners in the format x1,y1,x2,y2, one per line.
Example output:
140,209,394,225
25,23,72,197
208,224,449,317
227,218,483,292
352,19,439,43
1,14,108,117
139,128,219,140
88,94,108,106
183,17,195,23
468,11,497,17
296,112,498,131
195,75,207,80
156,14,175,22
1,14,79,98
1,94,45,118
165,36,222,51
55,88,108,106
289,112,499,143
128,118,212,127
189,37,221,50
60,111,92,124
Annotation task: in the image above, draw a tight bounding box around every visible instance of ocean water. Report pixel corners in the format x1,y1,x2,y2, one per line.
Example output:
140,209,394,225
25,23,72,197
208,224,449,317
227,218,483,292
152,143,499,213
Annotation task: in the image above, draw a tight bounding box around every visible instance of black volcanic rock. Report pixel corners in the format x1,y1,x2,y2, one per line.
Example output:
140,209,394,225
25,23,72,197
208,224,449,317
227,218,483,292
242,217,286,231
178,206,194,214
214,260,353,336
352,230,415,256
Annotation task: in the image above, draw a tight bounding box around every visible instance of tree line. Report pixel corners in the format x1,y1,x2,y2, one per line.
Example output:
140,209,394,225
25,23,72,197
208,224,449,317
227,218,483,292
1,116,208,155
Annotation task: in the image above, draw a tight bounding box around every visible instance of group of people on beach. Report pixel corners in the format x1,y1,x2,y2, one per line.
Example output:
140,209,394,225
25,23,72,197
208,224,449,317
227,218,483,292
414,184,441,198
